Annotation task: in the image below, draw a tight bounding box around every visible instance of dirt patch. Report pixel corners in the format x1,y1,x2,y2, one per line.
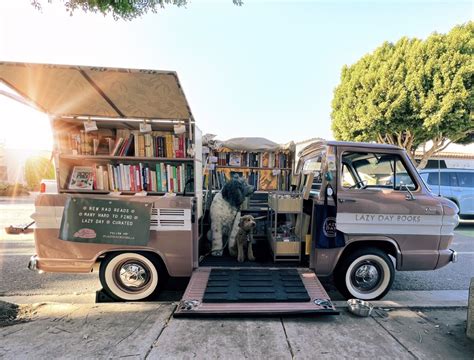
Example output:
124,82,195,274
0,300,32,327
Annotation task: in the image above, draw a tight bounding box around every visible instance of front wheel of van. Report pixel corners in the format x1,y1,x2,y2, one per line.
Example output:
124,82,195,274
334,247,394,300
99,252,165,301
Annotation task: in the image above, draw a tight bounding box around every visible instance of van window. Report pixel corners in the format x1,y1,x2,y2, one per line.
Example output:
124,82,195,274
301,155,324,195
456,172,474,188
342,164,356,188
427,172,450,186
341,152,417,190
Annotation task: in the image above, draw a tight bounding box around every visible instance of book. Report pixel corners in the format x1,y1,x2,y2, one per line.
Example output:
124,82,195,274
229,153,242,166
69,166,94,190
111,138,124,156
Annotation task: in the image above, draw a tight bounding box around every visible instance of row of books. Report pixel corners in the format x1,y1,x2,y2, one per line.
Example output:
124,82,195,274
216,151,291,168
69,163,193,193
113,130,187,158
68,130,112,156
204,169,291,191
67,128,189,159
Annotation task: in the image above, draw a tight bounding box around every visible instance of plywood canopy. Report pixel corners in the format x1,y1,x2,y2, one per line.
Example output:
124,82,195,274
0,61,192,120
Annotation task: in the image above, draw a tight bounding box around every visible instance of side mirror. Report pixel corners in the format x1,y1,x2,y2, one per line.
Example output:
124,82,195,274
402,184,416,201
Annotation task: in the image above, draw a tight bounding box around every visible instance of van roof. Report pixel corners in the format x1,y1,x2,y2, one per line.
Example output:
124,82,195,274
299,140,402,157
326,141,401,150
419,168,474,173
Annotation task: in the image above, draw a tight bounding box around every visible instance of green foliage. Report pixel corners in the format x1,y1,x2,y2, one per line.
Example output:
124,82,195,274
331,22,473,166
24,156,55,191
31,0,243,20
0,183,30,197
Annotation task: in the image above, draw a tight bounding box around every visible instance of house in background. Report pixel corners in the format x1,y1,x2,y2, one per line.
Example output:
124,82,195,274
416,143,474,169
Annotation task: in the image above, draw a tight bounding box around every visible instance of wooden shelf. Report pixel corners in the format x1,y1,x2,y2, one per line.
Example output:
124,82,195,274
60,189,110,194
59,154,193,162
215,165,291,170
60,189,194,196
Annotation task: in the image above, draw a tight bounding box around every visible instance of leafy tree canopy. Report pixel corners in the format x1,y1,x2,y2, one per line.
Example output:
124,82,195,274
24,156,55,191
331,22,473,168
31,0,243,20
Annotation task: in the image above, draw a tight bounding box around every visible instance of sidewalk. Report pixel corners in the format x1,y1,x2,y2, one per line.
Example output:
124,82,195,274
1,292,473,359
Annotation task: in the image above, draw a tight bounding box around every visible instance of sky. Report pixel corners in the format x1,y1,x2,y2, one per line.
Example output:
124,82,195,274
0,0,472,151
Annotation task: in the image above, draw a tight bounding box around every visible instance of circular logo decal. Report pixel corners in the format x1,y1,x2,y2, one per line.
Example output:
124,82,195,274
323,217,337,237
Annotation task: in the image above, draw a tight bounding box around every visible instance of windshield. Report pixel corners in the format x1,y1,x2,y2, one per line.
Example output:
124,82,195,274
342,151,417,190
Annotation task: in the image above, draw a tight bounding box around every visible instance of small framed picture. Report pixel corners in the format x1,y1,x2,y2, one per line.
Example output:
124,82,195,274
69,166,94,190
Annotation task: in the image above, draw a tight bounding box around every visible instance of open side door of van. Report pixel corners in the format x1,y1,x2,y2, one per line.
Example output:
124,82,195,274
174,267,337,317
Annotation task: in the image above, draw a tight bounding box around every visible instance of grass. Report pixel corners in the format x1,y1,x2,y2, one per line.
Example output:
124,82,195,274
456,221,474,238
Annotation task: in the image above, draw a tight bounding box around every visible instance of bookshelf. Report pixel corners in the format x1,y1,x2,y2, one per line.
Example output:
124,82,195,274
204,147,294,192
52,117,201,196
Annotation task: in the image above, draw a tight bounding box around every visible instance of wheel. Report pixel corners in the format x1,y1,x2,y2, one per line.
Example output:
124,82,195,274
334,247,394,300
99,252,166,301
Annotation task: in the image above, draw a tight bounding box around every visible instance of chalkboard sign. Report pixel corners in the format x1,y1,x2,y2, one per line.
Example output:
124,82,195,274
59,197,152,246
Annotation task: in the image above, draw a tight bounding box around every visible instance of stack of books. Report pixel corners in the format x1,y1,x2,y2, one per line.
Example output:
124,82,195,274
70,163,194,193
216,151,291,168
66,128,189,158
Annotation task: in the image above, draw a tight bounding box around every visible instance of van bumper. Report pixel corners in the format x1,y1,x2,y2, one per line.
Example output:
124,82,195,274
435,249,458,269
28,255,39,271
450,249,458,263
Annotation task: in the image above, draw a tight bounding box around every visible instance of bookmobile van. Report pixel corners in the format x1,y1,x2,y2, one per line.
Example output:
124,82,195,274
0,62,459,317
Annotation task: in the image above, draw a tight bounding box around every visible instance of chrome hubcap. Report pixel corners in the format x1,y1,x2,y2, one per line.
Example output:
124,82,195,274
119,262,149,289
353,263,380,291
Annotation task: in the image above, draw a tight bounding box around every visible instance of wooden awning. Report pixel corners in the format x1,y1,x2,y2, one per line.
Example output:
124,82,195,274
0,61,192,120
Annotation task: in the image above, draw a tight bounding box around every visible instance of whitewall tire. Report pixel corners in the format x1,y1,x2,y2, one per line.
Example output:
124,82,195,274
334,247,394,300
99,252,164,301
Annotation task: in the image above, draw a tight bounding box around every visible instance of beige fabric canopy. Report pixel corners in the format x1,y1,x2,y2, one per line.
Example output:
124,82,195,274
0,61,192,120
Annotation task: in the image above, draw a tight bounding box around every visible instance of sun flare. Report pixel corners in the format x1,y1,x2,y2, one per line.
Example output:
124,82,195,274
0,86,53,153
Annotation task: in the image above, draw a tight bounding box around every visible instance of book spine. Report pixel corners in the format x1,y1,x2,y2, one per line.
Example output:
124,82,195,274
115,165,121,191
103,170,109,191
177,165,181,193
118,164,124,191
128,165,137,191
156,163,162,192
111,166,115,191
166,165,171,192
135,166,141,192
142,166,147,191
138,163,143,191
173,166,177,192
98,165,104,190
150,170,156,191
161,163,167,191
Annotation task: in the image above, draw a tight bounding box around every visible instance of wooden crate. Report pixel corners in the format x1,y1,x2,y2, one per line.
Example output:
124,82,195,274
268,193,302,212
275,241,300,255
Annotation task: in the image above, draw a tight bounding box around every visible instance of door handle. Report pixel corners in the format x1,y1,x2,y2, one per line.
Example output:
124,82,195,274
338,198,356,203
424,207,440,215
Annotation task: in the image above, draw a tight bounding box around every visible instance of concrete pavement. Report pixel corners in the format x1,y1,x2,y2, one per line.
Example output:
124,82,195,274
1,289,469,308
1,299,473,360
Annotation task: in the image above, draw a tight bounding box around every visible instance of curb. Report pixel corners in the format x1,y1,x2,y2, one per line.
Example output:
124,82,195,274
1,290,469,309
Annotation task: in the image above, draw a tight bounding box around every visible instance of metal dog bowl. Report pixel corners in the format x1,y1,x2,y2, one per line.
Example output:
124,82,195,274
347,299,374,317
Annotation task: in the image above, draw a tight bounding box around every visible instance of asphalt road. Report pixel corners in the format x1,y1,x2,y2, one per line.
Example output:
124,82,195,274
0,202,473,298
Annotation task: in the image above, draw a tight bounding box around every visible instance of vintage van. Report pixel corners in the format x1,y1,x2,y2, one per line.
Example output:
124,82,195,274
0,62,458,316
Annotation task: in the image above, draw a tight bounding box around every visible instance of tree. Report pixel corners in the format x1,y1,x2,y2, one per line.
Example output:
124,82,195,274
24,156,55,191
31,0,243,20
331,22,473,169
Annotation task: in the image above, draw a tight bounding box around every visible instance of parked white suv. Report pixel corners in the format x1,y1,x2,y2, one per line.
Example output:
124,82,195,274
419,169,474,219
